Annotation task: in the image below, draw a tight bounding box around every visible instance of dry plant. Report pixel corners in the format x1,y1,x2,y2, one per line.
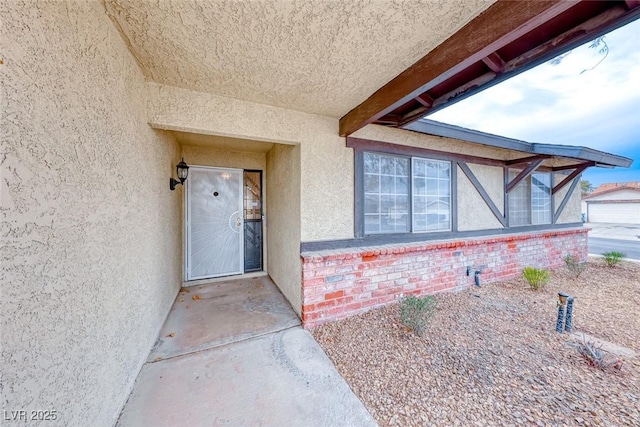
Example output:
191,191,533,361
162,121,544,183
575,339,623,373
563,255,587,278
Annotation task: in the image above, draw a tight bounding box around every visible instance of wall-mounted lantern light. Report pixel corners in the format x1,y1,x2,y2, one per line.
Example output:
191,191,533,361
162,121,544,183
170,158,189,190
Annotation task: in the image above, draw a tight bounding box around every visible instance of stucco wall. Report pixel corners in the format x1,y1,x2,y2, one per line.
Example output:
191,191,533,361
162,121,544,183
266,144,302,314
458,164,504,231
352,124,526,162
182,145,267,172
554,173,582,224
2,2,181,426
147,83,354,243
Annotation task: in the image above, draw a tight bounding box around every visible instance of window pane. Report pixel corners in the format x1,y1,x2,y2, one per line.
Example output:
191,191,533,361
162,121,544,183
508,170,530,226
395,158,409,176
531,173,551,224
364,155,379,173
438,180,450,196
414,214,427,231
381,156,395,175
427,178,438,194
414,178,426,196
381,175,394,193
364,152,409,234
438,163,450,179
426,162,438,178
412,158,451,232
413,195,426,213
364,215,380,233
364,174,378,193
365,194,379,214
396,177,408,195
380,194,394,212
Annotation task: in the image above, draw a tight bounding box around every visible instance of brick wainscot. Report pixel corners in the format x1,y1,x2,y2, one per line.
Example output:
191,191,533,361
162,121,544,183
301,228,588,328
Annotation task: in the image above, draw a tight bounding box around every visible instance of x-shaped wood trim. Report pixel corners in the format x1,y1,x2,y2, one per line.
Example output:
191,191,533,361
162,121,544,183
505,155,552,166
506,159,544,193
458,161,506,227
554,175,582,223
552,163,591,195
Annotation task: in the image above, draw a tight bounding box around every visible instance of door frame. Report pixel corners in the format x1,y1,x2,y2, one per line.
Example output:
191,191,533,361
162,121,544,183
184,166,244,281
243,169,264,272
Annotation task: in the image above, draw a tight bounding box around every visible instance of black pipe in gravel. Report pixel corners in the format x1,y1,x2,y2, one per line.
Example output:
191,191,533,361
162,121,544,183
556,304,565,333
565,297,575,332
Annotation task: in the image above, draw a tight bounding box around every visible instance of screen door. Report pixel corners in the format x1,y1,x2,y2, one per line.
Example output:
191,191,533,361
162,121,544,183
186,167,243,280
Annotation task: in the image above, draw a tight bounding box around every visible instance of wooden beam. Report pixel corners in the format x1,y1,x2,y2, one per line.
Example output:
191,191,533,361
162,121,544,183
458,161,506,227
417,72,497,119
482,52,506,73
625,1,640,10
398,107,430,127
552,161,595,171
552,163,590,195
553,175,581,223
505,4,634,72
506,159,544,193
339,0,575,136
404,4,640,127
506,155,551,166
415,93,434,108
373,114,402,126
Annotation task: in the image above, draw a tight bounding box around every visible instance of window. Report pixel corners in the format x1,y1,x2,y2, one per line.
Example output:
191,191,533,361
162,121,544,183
531,174,551,224
364,153,410,234
508,171,551,226
412,158,451,232
363,152,451,235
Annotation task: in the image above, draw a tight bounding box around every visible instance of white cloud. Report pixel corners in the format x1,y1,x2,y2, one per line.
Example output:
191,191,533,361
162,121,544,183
430,18,640,152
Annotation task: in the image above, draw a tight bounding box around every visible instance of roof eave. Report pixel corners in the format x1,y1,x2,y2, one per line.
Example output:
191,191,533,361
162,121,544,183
404,119,532,152
404,119,632,168
583,186,640,199
531,144,633,168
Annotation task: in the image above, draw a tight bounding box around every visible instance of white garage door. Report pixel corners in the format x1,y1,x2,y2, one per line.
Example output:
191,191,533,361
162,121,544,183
588,202,640,224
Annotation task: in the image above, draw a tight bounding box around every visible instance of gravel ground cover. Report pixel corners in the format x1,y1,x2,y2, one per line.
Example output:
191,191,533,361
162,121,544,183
312,258,640,426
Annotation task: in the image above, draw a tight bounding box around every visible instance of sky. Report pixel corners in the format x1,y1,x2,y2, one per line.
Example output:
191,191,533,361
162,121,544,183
429,18,640,189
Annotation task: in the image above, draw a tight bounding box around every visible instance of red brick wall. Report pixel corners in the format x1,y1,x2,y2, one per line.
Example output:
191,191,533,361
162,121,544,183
301,228,588,328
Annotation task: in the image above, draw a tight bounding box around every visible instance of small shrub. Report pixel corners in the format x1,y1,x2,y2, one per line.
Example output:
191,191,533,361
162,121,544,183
400,295,437,337
575,339,623,373
564,254,587,278
603,251,625,268
522,267,550,290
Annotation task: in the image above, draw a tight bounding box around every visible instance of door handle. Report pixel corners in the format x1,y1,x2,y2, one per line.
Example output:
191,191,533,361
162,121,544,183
236,217,242,227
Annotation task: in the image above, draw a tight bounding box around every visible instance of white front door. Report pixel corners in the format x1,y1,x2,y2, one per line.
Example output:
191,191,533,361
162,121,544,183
186,167,243,280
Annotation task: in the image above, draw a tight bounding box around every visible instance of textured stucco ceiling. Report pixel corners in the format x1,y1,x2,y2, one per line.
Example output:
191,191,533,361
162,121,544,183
105,0,494,118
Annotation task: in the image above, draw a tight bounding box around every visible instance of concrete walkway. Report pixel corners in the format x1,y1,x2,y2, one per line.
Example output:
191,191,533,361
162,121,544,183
147,276,301,361
117,276,376,427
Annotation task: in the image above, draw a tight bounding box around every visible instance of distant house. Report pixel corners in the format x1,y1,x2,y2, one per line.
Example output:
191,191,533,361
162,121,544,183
582,182,640,224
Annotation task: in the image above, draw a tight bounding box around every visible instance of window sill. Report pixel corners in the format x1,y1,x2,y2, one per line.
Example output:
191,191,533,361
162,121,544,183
301,222,584,253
